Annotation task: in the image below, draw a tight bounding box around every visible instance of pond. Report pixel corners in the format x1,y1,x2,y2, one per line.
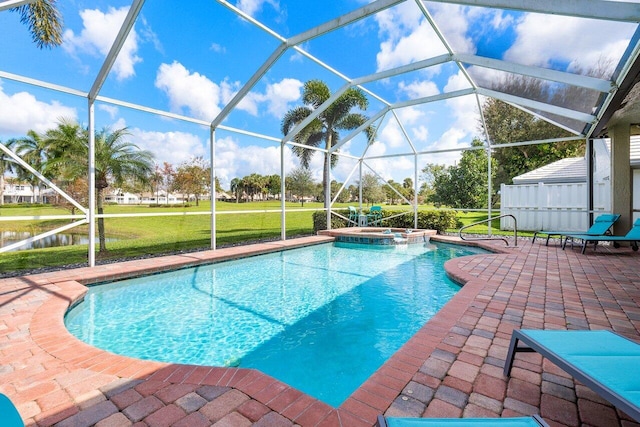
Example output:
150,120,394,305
0,231,116,251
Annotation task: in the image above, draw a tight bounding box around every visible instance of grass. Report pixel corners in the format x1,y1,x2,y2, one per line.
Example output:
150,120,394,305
455,211,518,235
0,201,327,273
0,202,524,274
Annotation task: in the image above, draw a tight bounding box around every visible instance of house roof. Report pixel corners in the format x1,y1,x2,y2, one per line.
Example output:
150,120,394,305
512,157,586,185
513,136,640,185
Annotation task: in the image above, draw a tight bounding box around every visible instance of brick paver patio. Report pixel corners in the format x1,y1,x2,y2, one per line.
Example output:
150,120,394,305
1,234,639,426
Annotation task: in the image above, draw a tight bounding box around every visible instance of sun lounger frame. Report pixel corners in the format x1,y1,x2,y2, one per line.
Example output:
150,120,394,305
375,415,549,427
563,235,640,254
561,217,640,254
532,214,620,246
504,329,640,422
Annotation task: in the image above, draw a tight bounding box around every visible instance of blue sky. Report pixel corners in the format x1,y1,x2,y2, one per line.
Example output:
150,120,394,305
1,0,637,188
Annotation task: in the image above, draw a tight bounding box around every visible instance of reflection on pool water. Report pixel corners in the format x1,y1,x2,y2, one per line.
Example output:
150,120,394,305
0,231,116,251
65,241,487,406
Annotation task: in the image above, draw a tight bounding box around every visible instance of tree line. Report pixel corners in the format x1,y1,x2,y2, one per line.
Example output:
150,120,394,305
0,119,153,253
228,168,416,208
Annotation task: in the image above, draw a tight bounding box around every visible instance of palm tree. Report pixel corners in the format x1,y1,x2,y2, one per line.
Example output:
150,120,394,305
14,130,51,202
11,0,63,49
0,139,18,206
230,177,242,203
281,80,374,209
50,121,154,253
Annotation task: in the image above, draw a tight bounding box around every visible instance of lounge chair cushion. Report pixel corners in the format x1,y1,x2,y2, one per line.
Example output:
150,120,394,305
0,393,24,427
532,214,620,245
505,330,640,421
566,218,640,253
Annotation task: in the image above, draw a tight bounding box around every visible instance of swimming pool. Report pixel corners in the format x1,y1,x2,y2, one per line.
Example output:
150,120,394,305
65,241,486,406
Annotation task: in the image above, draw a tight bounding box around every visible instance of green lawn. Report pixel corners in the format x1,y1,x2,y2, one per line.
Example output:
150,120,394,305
0,202,522,274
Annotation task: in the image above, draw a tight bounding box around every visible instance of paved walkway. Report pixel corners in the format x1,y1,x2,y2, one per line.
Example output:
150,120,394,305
1,235,639,426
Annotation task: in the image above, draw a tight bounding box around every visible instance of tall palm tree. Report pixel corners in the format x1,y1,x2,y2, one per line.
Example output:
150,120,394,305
281,80,374,209
14,129,51,202
230,177,242,203
11,0,63,49
50,121,154,253
0,139,18,206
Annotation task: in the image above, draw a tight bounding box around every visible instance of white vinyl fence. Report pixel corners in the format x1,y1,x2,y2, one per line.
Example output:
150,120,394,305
499,182,611,231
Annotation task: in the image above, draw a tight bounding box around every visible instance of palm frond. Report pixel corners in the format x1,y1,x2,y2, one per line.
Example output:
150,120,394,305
281,106,312,135
302,80,331,108
15,0,63,49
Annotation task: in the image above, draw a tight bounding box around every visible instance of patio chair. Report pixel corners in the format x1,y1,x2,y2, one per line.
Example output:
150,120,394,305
563,217,640,254
376,415,549,427
532,213,620,246
366,206,383,226
504,329,640,422
347,206,358,227
0,393,24,427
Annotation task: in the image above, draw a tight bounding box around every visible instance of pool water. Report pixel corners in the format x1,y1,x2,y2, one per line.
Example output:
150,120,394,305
65,242,486,406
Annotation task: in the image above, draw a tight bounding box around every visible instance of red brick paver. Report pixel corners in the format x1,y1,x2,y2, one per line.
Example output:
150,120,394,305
1,234,640,426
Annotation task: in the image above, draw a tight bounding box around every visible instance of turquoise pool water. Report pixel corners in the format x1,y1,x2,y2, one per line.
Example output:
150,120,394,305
65,241,486,406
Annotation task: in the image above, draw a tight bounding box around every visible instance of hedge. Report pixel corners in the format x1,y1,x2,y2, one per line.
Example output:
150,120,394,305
313,208,462,233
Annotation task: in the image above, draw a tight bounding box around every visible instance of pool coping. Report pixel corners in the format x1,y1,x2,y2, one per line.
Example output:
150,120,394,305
6,233,640,426
14,234,509,426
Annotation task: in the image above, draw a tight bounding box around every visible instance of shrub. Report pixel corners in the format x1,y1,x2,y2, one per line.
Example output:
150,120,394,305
313,209,461,233
312,210,348,233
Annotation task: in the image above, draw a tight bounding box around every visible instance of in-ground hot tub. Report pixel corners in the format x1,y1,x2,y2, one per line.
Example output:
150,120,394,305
318,227,437,245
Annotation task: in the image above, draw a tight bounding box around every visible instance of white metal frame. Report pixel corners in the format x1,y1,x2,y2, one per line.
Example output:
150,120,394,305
1,0,639,263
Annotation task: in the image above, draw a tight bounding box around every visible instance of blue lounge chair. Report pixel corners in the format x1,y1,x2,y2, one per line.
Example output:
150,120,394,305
0,393,24,427
504,329,640,422
376,415,548,427
366,206,383,226
564,217,640,254
532,214,620,246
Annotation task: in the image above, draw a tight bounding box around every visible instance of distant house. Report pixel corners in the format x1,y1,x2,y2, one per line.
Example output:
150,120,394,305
500,137,640,232
103,189,211,205
0,184,217,206
1,181,49,204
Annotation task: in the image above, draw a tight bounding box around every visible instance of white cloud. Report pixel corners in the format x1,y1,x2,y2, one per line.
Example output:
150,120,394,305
424,127,470,166
210,43,226,54
375,107,429,149
444,71,480,135
236,0,280,17
155,62,302,121
363,154,415,184
464,65,503,90
490,10,515,31
240,78,303,118
216,136,296,188
377,23,443,72
396,107,426,126
398,80,439,99
429,4,477,55
98,104,119,120
375,3,474,72
63,7,142,81
0,83,77,137
378,121,405,148
129,128,207,167
100,116,295,189
504,14,634,71
155,62,235,121
412,125,429,143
